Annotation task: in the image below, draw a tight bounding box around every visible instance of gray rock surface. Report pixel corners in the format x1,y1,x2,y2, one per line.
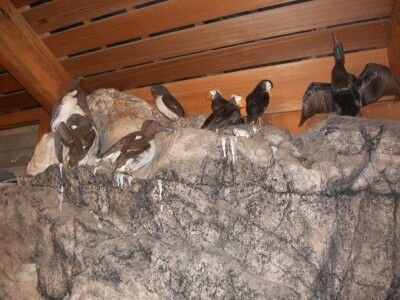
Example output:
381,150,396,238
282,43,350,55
1,116,399,299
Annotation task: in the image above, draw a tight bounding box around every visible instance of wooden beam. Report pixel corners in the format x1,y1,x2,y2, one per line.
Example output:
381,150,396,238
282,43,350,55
388,0,400,80
0,91,39,113
0,0,71,112
0,72,23,93
0,107,43,130
38,107,50,139
10,0,35,8
83,20,389,91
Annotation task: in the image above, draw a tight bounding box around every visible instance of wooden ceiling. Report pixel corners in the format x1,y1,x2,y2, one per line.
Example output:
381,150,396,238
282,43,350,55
0,0,398,134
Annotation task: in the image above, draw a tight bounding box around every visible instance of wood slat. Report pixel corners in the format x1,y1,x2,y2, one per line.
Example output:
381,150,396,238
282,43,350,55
10,0,35,8
0,0,71,112
266,100,400,134
0,72,23,93
23,0,151,34
0,107,43,130
46,0,291,57
388,0,400,81
83,20,389,91
38,107,50,138
128,48,389,116
0,91,39,113
61,0,393,76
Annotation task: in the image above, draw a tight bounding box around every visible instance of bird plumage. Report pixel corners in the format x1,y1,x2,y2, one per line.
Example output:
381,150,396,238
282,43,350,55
207,89,229,112
151,84,185,120
246,80,272,125
299,34,400,126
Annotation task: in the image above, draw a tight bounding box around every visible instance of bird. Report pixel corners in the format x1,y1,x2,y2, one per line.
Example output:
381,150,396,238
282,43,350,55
151,84,185,120
98,120,171,174
201,95,245,131
246,80,273,126
299,33,400,127
52,82,100,167
206,89,229,111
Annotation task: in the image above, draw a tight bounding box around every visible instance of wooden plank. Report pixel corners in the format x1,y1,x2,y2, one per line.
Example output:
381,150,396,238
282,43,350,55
38,107,50,139
0,148,34,168
0,91,39,113
61,0,393,76
127,49,389,116
388,0,400,81
83,21,389,91
46,0,291,57
0,130,38,151
263,100,400,134
24,0,159,34
0,72,23,93
0,107,42,130
10,0,35,8
0,0,71,112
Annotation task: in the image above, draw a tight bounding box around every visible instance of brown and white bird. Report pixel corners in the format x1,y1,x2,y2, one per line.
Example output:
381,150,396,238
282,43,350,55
206,89,229,112
201,95,245,131
299,34,400,126
246,80,273,126
98,120,170,174
151,84,185,120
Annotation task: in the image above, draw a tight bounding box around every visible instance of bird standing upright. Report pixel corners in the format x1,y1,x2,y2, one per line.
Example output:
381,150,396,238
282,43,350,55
151,84,185,120
201,95,245,131
206,89,229,111
299,33,400,126
246,80,273,126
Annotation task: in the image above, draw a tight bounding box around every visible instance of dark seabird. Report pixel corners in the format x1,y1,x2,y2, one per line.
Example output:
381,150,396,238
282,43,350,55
246,80,273,126
201,95,245,131
207,89,229,111
99,120,170,174
299,33,400,126
151,84,185,120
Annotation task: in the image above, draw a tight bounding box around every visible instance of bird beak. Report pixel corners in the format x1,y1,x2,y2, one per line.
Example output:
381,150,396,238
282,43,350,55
332,33,339,47
239,100,246,109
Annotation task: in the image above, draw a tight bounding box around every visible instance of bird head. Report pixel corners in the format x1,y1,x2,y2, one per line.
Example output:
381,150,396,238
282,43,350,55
206,89,222,101
150,84,169,98
259,80,273,93
332,33,345,63
230,94,245,108
141,120,173,139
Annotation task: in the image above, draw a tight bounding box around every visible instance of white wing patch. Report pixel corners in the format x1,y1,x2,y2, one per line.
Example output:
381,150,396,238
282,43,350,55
116,141,156,173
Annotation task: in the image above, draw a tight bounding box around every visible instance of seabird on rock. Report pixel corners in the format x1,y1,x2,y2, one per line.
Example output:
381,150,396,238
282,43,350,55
151,84,185,120
201,95,245,131
299,33,400,126
207,89,229,112
246,80,273,126
98,120,171,174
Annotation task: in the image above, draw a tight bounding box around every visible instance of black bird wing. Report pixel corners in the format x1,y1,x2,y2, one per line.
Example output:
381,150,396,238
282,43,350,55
212,97,229,112
100,131,141,158
201,104,244,130
358,63,400,106
163,94,186,117
114,137,151,171
246,92,269,122
299,82,335,127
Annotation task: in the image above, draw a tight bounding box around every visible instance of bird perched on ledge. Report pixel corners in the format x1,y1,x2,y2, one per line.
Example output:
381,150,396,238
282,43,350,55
299,34,400,127
246,80,273,126
151,84,185,120
98,120,171,175
206,89,229,112
201,95,245,131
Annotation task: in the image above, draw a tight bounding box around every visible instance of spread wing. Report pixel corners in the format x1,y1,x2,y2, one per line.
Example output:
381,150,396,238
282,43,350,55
299,83,335,127
358,63,400,106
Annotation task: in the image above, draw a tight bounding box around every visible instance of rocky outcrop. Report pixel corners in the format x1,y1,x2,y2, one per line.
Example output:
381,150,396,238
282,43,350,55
1,116,400,299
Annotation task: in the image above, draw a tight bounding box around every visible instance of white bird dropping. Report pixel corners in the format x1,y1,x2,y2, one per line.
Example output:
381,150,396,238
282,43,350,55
221,137,227,158
58,185,64,211
59,163,63,179
157,179,164,211
230,137,237,164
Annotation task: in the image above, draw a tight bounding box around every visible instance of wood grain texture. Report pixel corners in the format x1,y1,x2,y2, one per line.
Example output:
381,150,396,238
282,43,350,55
83,21,389,90
0,72,23,93
388,0,400,81
0,91,39,113
0,0,71,112
10,0,35,8
23,0,150,34
61,0,392,76
46,0,291,56
38,107,50,138
0,107,42,129
263,100,400,134
127,49,389,116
